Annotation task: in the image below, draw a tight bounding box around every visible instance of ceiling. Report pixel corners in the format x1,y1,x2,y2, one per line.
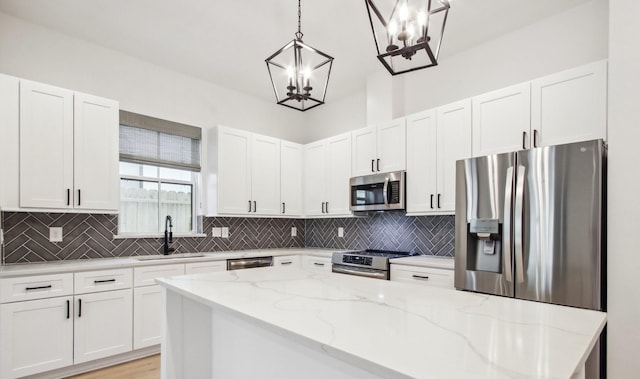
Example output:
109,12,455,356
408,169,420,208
0,0,591,102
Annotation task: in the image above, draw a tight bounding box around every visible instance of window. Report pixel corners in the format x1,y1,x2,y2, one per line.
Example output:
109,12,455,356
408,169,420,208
118,111,202,235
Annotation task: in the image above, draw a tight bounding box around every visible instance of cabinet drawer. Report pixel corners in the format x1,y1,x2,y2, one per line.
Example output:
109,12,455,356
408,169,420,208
74,268,133,295
185,261,227,275
134,264,185,287
273,255,301,268
390,265,454,288
0,273,73,303
302,256,331,271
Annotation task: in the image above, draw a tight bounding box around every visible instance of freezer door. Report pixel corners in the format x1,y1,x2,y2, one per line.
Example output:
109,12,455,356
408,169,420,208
454,152,516,297
515,140,604,310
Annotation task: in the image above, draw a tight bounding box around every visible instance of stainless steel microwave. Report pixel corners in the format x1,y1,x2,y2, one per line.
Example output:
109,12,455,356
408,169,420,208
349,171,406,212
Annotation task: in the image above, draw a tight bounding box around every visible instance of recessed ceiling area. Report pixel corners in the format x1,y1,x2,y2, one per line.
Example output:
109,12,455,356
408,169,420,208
0,0,591,102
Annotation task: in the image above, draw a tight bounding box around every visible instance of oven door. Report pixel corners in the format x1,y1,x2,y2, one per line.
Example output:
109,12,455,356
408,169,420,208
349,171,405,212
332,264,389,280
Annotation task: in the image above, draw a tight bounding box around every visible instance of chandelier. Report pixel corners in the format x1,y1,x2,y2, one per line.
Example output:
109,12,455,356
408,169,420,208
365,0,451,75
265,0,334,111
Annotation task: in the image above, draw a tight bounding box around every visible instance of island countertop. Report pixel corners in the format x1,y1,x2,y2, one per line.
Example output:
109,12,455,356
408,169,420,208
157,267,606,379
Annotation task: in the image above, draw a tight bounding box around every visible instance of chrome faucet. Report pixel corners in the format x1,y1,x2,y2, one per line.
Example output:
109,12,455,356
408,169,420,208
164,215,175,255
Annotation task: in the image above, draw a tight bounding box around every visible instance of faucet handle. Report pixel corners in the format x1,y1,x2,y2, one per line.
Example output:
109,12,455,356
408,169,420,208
169,231,173,243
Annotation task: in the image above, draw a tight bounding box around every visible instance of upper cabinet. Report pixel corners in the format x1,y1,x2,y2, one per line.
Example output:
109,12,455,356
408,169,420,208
18,80,119,211
352,118,406,176
406,100,472,215
0,74,20,210
531,60,607,147
472,60,607,157
216,126,282,216
280,141,303,216
304,133,352,217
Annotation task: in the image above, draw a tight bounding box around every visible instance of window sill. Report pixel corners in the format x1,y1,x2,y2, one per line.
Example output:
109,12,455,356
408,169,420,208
112,233,208,239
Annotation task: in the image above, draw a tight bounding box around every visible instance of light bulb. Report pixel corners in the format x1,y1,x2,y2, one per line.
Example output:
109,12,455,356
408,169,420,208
417,10,427,27
407,24,415,41
399,3,409,21
388,20,398,36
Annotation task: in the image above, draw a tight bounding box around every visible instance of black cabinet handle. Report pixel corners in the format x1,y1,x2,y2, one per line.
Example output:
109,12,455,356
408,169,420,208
376,158,380,172
78,299,82,318
325,202,329,213
66,300,70,319
253,201,257,213
533,129,539,148
26,285,52,291
281,261,293,265
77,189,81,206
94,279,116,284
67,189,70,206
282,202,286,214
314,262,325,266
430,194,434,209
437,194,441,209
412,275,430,280
522,131,527,149
371,159,375,173
248,200,252,213
321,202,325,213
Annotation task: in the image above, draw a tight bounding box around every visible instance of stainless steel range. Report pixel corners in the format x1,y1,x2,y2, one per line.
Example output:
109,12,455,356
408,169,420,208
331,250,415,280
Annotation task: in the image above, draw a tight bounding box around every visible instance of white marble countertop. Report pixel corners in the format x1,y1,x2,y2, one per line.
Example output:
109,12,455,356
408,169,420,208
0,248,341,278
157,267,606,379
390,255,454,270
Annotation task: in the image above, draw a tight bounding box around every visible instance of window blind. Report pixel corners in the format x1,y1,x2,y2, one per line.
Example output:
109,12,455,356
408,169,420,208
119,111,201,171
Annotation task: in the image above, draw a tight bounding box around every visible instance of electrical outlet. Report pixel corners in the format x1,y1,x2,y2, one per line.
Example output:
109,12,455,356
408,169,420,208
221,227,229,238
338,227,344,238
291,227,297,237
49,227,63,242
212,227,222,237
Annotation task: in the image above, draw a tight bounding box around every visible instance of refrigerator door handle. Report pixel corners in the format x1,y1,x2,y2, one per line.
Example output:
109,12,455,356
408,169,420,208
514,165,526,284
503,166,514,283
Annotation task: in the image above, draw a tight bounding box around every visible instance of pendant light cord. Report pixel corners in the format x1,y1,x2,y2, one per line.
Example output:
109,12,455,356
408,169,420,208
295,0,303,40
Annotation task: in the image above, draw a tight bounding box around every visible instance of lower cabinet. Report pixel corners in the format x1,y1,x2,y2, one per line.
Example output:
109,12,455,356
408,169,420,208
185,260,227,274
133,285,163,349
74,289,133,364
390,264,454,288
273,255,301,268
0,296,74,379
302,256,332,272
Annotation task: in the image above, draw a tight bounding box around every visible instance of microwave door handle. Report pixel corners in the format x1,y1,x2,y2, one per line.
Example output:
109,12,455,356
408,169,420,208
383,177,389,207
503,166,514,283
514,165,526,284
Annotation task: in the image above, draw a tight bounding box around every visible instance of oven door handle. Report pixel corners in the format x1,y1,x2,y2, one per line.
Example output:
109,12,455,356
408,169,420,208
383,177,390,207
332,265,388,280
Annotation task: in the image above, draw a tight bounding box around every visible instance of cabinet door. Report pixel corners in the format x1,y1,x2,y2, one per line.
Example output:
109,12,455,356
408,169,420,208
351,126,377,176
406,110,437,214
74,289,133,364
437,99,472,212
217,126,252,214
280,141,303,216
326,133,352,216
273,255,301,268
472,83,531,156
303,141,327,216
0,74,19,209
133,285,162,349
185,260,227,274
251,134,281,215
0,297,73,379
19,80,74,209
74,92,119,211
377,118,406,173
531,60,607,147
302,256,332,271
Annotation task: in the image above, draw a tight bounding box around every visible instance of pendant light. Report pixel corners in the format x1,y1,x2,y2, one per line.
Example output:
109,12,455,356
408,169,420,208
365,0,451,75
265,0,334,111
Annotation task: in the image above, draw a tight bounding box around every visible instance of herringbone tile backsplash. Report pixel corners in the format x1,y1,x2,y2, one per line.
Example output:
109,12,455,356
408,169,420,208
0,211,454,264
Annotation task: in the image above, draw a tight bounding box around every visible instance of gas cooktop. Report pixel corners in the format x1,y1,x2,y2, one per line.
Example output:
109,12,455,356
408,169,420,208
347,249,415,259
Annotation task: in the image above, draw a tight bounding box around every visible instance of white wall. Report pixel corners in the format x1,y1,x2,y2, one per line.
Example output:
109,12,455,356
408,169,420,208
606,0,640,377
0,12,306,143
303,89,367,142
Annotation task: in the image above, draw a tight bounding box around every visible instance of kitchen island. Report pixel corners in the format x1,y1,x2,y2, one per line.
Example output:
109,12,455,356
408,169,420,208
157,267,606,379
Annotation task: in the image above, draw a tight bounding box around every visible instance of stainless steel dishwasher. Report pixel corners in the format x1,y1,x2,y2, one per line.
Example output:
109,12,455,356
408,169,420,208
226,256,273,270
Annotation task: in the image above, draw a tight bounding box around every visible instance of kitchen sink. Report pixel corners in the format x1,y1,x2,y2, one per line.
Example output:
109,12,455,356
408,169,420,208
135,253,205,261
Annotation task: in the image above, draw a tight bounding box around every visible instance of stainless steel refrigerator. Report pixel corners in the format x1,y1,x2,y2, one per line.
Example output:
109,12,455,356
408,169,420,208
454,139,606,377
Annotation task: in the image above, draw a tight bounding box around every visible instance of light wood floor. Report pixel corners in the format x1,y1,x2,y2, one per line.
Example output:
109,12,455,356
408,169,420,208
67,354,160,379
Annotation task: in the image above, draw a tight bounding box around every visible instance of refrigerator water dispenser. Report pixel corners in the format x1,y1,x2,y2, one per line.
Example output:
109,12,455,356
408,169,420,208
467,218,502,273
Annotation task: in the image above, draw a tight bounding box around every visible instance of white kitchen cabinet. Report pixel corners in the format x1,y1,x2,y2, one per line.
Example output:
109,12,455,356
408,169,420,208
406,99,471,215
18,80,119,211
531,60,607,147
472,82,531,156
352,118,406,176
73,288,133,364
185,260,227,274
273,255,301,268
217,126,281,216
390,264,454,288
302,255,332,271
0,74,19,210
134,263,185,287
0,296,74,379
133,285,162,349
280,141,303,216
304,133,352,217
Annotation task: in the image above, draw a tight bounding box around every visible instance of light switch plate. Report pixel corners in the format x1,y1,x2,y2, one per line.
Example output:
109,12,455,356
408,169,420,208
49,227,63,242
221,227,229,238
338,227,344,238
212,227,222,237
291,227,297,237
